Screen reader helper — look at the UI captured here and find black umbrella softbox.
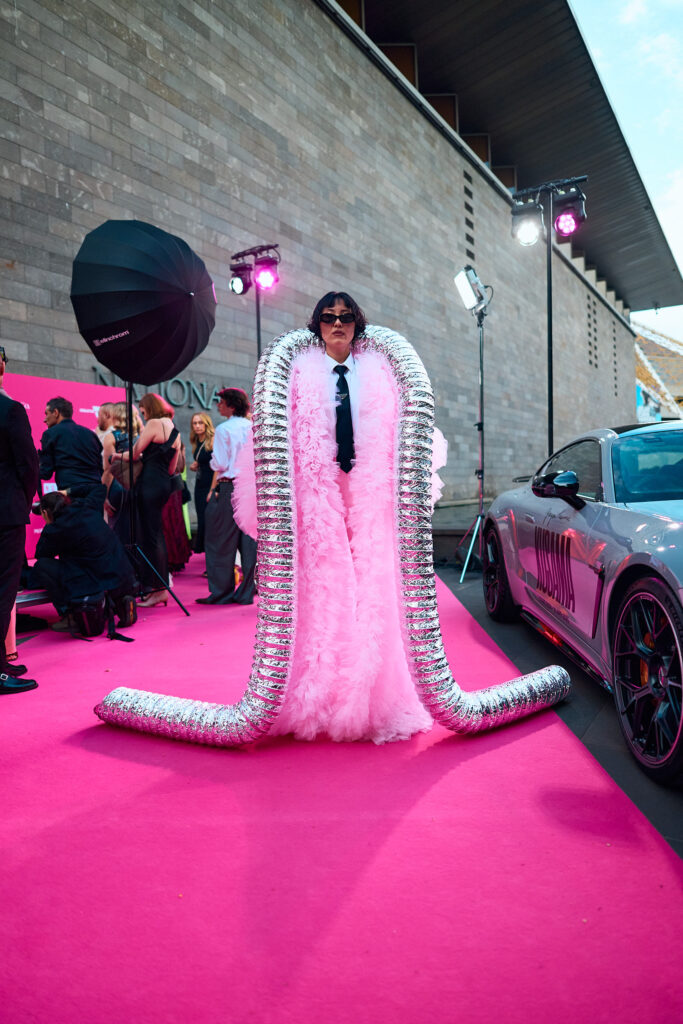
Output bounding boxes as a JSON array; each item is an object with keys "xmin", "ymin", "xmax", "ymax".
[{"xmin": 70, "ymin": 220, "xmax": 217, "ymax": 385}]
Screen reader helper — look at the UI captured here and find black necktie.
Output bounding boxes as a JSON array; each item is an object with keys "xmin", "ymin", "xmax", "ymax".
[{"xmin": 333, "ymin": 365, "xmax": 354, "ymax": 473}]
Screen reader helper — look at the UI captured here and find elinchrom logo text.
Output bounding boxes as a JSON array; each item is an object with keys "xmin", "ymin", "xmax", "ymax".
[{"xmin": 92, "ymin": 329, "xmax": 131, "ymax": 347}]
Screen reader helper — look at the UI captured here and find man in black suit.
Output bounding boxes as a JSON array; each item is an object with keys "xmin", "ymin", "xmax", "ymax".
[
  {"xmin": 39, "ymin": 396, "xmax": 104, "ymax": 501},
  {"xmin": 0, "ymin": 349, "xmax": 40, "ymax": 693}
]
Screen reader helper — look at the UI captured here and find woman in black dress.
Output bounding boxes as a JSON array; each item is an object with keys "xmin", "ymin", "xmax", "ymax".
[
  {"xmin": 188, "ymin": 412, "xmax": 214, "ymax": 553},
  {"xmin": 111, "ymin": 392, "xmax": 180, "ymax": 607}
]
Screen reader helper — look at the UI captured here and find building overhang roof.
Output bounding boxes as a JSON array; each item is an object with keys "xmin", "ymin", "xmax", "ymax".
[{"xmin": 327, "ymin": 0, "xmax": 683, "ymax": 313}]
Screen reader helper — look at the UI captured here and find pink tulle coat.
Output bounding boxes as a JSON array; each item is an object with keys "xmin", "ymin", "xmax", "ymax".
[{"xmin": 234, "ymin": 347, "xmax": 447, "ymax": 744}]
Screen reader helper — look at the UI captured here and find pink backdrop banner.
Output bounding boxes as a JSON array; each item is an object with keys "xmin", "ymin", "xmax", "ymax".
[{"xmin": 6, "ymin": 372, "xmax": 123, "ymax": 558}]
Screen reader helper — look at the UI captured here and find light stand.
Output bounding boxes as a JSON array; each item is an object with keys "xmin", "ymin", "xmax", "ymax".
[
  {"xmin": 511, "ymin": 176, "xmax": 587, "ymax": 456},
  {"xmin": 453, "ymin": 266, "xmax": 492, "ymax": 581},
  {"xmin": 123, "ymin": 381, "xmax": 189, "ymax": 616}
]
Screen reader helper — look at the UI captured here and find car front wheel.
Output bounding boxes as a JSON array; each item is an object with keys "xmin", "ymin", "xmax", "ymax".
[
  {"xmin": 482, "ymin": 526, "xmax": 517, "ymax": 622},
  {"xmin": 612, "ymin": 577, "xmax": 683, "ymax": 783}
]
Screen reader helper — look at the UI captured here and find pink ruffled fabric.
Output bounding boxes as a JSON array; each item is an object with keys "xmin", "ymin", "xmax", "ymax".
[{"xmin": 270, "ymin": 349, "xmax": 432, "ymax": 743}]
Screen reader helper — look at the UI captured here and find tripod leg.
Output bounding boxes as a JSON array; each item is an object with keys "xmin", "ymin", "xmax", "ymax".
[
  {"xmin": 459, "ymin": 514, "xmax": 484, "ymax": 584},
  {"xmin": 134, "ymin": 544, "xmax": 191, "ymax": 616}
]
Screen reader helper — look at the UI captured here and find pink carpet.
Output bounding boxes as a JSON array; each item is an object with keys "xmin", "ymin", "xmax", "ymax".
[{"xmin": 3, "ymin": 556, "xmax": 682, "ymax": 1023}]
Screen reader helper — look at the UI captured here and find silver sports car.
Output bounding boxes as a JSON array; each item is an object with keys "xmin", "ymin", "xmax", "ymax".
[{"xmin": 483, "ymin": 421, "xmax": 683, "ymax": 783}]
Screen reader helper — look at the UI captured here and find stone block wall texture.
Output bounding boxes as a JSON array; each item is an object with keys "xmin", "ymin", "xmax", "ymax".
[{"xmin": 0, "ymin": 0, "xmax": 636, "ymax": 497}]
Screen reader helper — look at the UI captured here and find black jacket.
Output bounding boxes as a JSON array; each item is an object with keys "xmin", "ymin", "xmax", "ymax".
[
  {"xmin": 35, "ymin": 504, "xmax": 135, "ymax": 598},
  {"xmin": 0, "ymin": 392, "xmax": 39, "ymax": 526},
  {"xmin": 39, "ymin": 418, "xmax": 103, "ymax": 496}
]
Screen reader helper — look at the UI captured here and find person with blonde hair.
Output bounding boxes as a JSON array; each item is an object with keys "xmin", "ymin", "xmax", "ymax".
[
  {"xmin": 110, "ymin": 392, "xmax": 181, "ymax": 606},
  {"xmin": 189, "ymin": 411, "xmax": 214, "ymax": 553},
  {"xmin": 102, "ymin": 400, "xmax": 142, "ymax": 526}
]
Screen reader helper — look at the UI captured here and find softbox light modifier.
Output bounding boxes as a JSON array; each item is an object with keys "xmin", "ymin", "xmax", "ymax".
[{"xmin": 70, "ymin": 219, "xmax": 217, "ymax": 385}]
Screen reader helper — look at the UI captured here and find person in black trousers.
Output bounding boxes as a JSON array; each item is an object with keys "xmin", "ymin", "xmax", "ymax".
[
  {"xmin": 0, "ymin": 351, "xmax": 40, "ymax": 693},
  {"xmin": 196, "ymin": 389, "xmax": 256, "ymax": 605},
  {"xmin": 39, "ymin": 395, "xmax": 105, "ymax": 503}
]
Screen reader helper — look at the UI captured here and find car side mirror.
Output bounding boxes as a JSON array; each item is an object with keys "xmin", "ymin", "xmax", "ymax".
[{"xmin": 532, "ymin": 470, "xmax": 585, "ymax": 509}]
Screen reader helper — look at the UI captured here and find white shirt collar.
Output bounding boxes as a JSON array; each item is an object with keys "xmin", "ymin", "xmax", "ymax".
[{"xmin": 325, "ymin": 351, "xmax": 355, "ymax": 374}]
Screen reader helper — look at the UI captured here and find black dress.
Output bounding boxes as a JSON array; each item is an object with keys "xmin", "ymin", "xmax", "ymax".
[
  {"xmin": 137, "ymin": 426, "xmax": 178, "ymax": 591},
  {"xmin": 193, "ymin": 440, "xmax": 213, "ymax": 553}
]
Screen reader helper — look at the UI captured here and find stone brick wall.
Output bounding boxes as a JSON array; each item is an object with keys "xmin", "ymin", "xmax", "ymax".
[{"xmin": 0, "ymin": 0, "xmax": 636, "ymax": 496}]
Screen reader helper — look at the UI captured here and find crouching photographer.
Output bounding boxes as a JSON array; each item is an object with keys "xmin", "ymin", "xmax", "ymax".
[{"xmin": 27, "ymin": 491, "xmax": 137, "ymax": 638}]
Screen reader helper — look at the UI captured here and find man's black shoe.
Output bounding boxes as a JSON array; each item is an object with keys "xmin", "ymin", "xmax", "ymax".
[
  {"xmin": 196, "ymin": 595, "xmax": 225, "ymax": 604},
  {"xmin": 0, "ymin": 672, "xmax": 38, "ymax": 694}
]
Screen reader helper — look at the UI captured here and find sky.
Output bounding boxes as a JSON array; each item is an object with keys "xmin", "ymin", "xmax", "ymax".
[{"xmin": 568, "ymin": 0, "xmax": 683, "ymax": 340}]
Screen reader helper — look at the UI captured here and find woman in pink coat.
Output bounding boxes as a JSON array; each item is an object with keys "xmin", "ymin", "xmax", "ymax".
[{"xmin": 235, "ymin": 292, "xmax": 446, "ymax": 744}]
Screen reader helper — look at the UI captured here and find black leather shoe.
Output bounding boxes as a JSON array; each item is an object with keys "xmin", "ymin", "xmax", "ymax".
[
  {"xmin": 196, "ymin": 595, "xmax": 223, "ymax": 604},
  {"xmin": 0, "ymin": 672, "xmax": 38, "ymax": 694}
]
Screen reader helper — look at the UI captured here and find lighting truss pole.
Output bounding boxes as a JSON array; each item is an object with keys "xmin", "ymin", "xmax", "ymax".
[
  {"xmin": 511, "ymin": 176, "xmax": 587, "ymax": 456},
  {"xmin": 229, "ymin": 243, "xmax": 280, "ymax": 360}
]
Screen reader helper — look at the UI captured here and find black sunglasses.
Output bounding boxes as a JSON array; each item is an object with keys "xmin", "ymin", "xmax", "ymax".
[{"xmin": 319, "ymin": 312, "xmax": 355, "ymax": 324}]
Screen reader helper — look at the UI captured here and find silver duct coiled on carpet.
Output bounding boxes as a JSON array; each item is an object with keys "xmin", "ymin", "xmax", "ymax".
[{"xmin": 94, "ymin": 327, "xmax": 570, "ymax": 743}]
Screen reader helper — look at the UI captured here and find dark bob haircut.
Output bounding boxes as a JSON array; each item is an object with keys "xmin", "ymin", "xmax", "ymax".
[
  {"xmin": 308, "ymin": 291, "xmax": 367, "ymax": 342},
  {"xmin": 217, "ymin": 387, "xmax": 251, "ymax": 418}
]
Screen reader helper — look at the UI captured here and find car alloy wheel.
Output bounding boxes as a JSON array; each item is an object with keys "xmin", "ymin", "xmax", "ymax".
[
  {"xmin": 482, "ymin": 527, "xmax": 517, "ymax": 622},
  {"xmin": 612, "ymin": 577, "xmax": 683, "ymax": 783}
]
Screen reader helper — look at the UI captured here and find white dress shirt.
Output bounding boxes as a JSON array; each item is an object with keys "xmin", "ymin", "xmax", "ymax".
[
  {"xmin": 210, "ymin": 415, "xmax": 252, "ymax": 479},
  {"xmin": 325, "ymin": 351, "xmax": 358, "ymax": 426}
]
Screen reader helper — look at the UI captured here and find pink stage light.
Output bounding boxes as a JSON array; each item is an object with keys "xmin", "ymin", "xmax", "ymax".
[
  {"xmin": 255, "ymin": 267, "xmax": 277, "ymax": 289},
  {"xmin": 554, "ymin": 210, "xmax": 579, "ymax": 236}
]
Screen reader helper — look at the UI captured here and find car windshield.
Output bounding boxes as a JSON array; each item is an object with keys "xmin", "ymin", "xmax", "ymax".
[{"xmin": 612, "ymin": 431, "xmax": 683, "ymax": 502}]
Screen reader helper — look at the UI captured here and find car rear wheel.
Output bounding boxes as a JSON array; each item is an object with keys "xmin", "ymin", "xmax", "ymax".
[
  {"xmin": 482, "ymin": 526, "xmax": 517, "ymax": 622},
  {"xmin": 612, "ymin": 577, "xmax": 683, "ymax": 783}
]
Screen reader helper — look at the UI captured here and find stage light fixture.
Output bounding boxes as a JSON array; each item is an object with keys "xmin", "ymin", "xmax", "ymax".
[
  {"xmin": 229, "ymin": 262, "xmax": 252, "ymax": 295},
  {"xmin": 511, "ymin": 199, "xmax": 544, "ymax": 246},
  {"xmin": 229, "ymin": 242, "xmax": 281, "ymax": 359},
  {"xmin": 253, "ymin": 254, "xmax": 280, "ymax": 290},
  {"xmin": 454, "ymin": 265, "xmax": 489, "ymax": 313},
  {"xmin": 552, "ymin": 184, "xmax": 587, "ymax": 237}
]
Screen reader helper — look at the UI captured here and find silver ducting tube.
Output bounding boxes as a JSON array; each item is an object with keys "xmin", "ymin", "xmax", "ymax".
[{"xmin": 94, "ymin": 327, "xmax": 570, "ymax": 742}]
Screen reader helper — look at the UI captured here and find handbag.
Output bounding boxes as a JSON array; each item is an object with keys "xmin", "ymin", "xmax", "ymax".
[{"xmin": 109, "ymin": 455, "xmax": 143, "ymax": 490}]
